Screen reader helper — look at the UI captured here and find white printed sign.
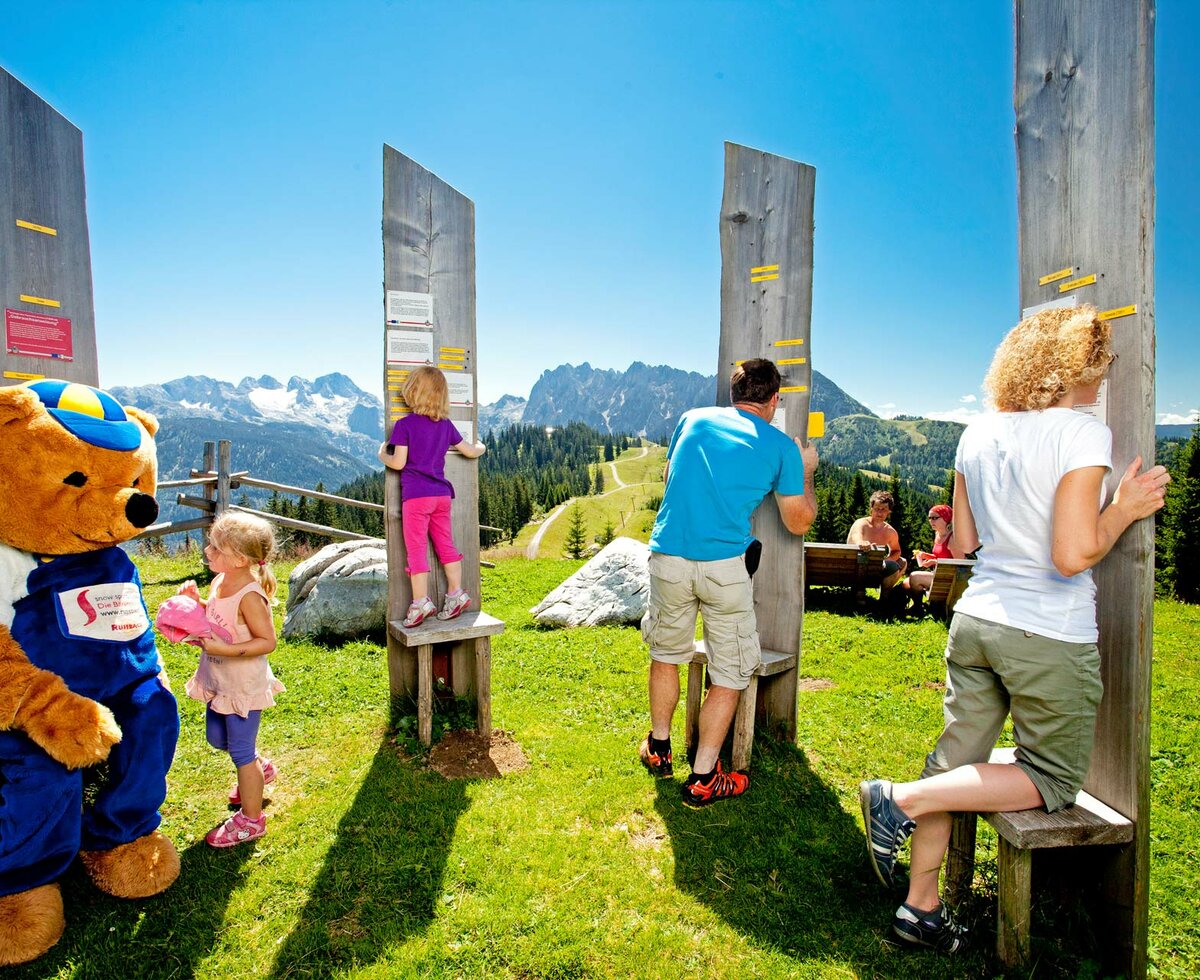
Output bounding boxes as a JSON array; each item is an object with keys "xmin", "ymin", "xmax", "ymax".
[
  {"xmin": 442, "ymin": 370, "xmax": 474, "ymax": 406},
  {"xmin": 57, "ymin": 583, "xmax": 149, "ymax": 642},
  {"xmin": 386, "ymin": 290, "xmax": 433, "ymax": 325},
  {"xmin": 386, "ymin": 329, "xmax": 434, "ymax": 365},
  {"xmin": 451, "ymin": 421, "xmax": 475, "ymax": 449}
]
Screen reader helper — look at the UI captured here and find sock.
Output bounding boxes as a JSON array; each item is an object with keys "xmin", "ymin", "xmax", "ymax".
[
  {"xmin": 901, "ymin": 902, "xmax": 941, "ymax": 921},
  {"xmin": 649, "ymin": 735, "xmax": 671, "ymax": 756},
  {"xmin": 448, "ymin": 589, "xmax": 464, "ymax": 597},
  {"xmin": 689, "ymin": 768, "xmax": 715, "ymax": 781}
]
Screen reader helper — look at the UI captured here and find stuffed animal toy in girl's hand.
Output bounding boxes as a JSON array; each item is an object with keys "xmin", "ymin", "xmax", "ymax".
[{"xmin": 0, "ymin": 381, "xmax": 180, "ymax": 966}]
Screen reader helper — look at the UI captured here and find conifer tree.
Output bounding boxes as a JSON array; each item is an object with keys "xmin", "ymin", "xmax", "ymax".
[
  {"xmin": 1166, "ymin": 427, "xmax": 1200, "ymax": 602},
  {"xmin": 563, "ymin": 503, "xmax": 588, "ymax": 559},
  {"xmin": 593, "ymin": 467, "xmax": 605, "ymax": 495}
]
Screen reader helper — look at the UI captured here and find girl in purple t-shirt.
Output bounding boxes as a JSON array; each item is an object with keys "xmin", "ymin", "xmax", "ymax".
[{"xmin": 378, "ymin": 366, "xmax": 486, "ymax": 626}]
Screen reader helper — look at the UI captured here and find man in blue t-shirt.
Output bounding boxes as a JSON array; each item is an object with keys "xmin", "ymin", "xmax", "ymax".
[{"xmin": 639, "ymin": 359, "xmax": 818, "ymax": 806}]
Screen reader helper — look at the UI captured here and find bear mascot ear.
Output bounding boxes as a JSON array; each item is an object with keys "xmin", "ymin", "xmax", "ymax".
[
  {"xmin": 0, "ymin": 384, "xmax": 40, "ymax": 425},
  {"xmin": 124, "ymin": 405, "xmax": 159, "ymax": 439}
]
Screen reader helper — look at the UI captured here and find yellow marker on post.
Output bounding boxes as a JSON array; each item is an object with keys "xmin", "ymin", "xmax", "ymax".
[
  {"xmin": 1058, "ymin": 273, "xmax": 1097, "ymax": 293},
  {"xmin": 15, "ymin": 219, "xmax": 56, "ymax": 236},
  {"xmin": 807, "ymin": 412, "xmax": 825, "ymax": 439},
  {"xmin": 1038, "ymin": 266, "xmax": 1074, "ymax": 286},
  {"xmin": 19, "ymin": 294, "xmax": 60, "ymax": 308},
  {"xmin": 751, "ymin": 263, "xmax": 780, "ymax": 283},
  {"xmin": 778, "ymin": 357, "xmax": 806, "ymax": 365},
  {"xmin": 773, "ymin": 338, "xmax": 804, "ymax": 347},
  {"xmin": 4, "ymin": 371, "xmax": 44, "ymax": 380},
  {"xmin": 1098, "ymin": 305, "xmax": 1137, "ymax": 321},
  {"xmin": 779, "ymin": 385, "xmax": 807, "ymax": 393}
]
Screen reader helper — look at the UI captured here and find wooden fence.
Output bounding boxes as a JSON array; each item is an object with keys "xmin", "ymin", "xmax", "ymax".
[{"xmin": 136, "ymin": 439, "xmax": 501, "ymax": 547}]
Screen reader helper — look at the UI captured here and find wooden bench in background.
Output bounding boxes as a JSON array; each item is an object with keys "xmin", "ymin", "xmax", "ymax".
[
  {"xmin": 943, "ymin": 748, "xmax": 1133, "ymax": 965},
  {"xmin": 802, "ymin": 543, "xmax": 890, "ymax": 605},
  {"xmin": 683, "ymin": 640, "xmax": 797, "ymax": 772},
  {"xmin": 927, "ymin": 557, "xmax": 976, "ymax": 621}
]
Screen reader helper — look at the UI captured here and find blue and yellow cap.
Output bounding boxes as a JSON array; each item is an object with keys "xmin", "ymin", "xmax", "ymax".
[{"xmin": 25, "ymin": 380, "xmax": 142, "ymax": 452}]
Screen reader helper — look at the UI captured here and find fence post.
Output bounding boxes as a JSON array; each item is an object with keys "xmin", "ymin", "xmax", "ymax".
[{"xmin": 216, "ymin": 439, "xmax": 232, "ymax": 518}]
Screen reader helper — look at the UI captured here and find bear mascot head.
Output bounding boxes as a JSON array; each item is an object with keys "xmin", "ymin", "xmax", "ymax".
[{"xmin": 0, "ymin": 380, "xmax": 180, "ymax": 966}]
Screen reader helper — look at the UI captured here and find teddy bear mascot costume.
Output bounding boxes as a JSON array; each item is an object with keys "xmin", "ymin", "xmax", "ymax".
[{"xmin": 0, "ymin": 380, "xmax": 180, "ymax": 965}]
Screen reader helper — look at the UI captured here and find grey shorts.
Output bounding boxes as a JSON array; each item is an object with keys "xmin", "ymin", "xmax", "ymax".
[
  {"xmin": 922, "ymin": 612, "xmax": 1103, "ymax": 812},
  {"xmin": 641, "ymin": 552, "xmax": 760, "ymax": 691}
]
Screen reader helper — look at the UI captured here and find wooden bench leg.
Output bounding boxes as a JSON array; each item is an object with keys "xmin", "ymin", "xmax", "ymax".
[
  {"xmin": 943, "ymin": 812, "xmax": 978, "ymax": 908},
  {"xmin": 997, "ymin": 836, "xmax": 1032, "ymax": 966},
  {"xmin": 417, "ymin": 643, "xmax": 433, "ymax": 746},
  {"xmin": 684, "ymin": 661, "xmax": 704, "ymax": 759},
  {"xmin": 731, "ymin": 675, "xmax": 757, "ymax": 771},
  {"xmin": 475, "ymin": 636, "xmax": 492, "ymax": 738}
]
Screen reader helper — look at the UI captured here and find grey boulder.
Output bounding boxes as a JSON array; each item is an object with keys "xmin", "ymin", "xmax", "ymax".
[
  {"xmin": 283, "ymin": 538, "xmax": 389, "ymax": 639},
  {"xmin": 531, "ymin": 537, "xmax": 650, "ymax": 627}
]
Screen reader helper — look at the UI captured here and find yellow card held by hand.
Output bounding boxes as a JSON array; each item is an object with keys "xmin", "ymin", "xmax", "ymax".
[{"xmin": 807, "ymin": 412, "xmax": 825, "ymax": 440}]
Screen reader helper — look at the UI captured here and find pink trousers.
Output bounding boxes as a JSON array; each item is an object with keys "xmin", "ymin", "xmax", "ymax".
[{"xmin": 402, "ymin": 495, "xmax": 463, "ymax": 575}]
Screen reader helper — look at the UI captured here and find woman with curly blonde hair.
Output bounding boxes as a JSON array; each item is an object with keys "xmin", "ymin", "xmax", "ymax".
[{"xmin": 858, "ymin": 304, "xmax": 1169, "ymax": 953}]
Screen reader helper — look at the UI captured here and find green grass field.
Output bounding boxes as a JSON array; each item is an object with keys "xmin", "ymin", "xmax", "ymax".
[{"xmin": 11, "ymin": 554, "xmax": 1199, "ymax": 979}]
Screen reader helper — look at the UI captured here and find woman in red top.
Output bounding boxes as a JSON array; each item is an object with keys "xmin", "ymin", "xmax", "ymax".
[{"xmin": 906, "ymin": 504, "xmax": 954, "ymax": 609}]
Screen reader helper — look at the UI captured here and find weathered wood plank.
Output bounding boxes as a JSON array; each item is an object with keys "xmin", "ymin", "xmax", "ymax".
[
  {"xmin": 475, "ymin": 637, "xmax": 492, "ymax": 737},
  {"xmin": 388, "ymin": 610, "xmax": 506, "ymax": 647},
  {"xmin": 997, "ymin": 837, "xmax": 1033, "ymax": 966},
  {"xmin": 0, "ymin": 68, "xmax": 98, "ymax": 385},
  {"xmin": 1015, "ymin": 3, "xmax": 1154, "ymax": 974},
  {"xmin": 943, "ymin": 813, "xmax": 978, "ymax": 908},
  {"xmin": 719, "ymin": 142, "xmax": 814, "ymax": 742}
]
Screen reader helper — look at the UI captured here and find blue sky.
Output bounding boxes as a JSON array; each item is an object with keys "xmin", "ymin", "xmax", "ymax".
[{"xmin": 3, "ymin": 1, "xmax": 1196, "ymax": 424}]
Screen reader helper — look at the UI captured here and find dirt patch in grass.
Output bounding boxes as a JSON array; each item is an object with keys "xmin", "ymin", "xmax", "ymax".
[
  {"xmin": 429, "ymin": 728, "xmax": 529, "ymax": 780},
  {"xmin": 797, "ymin": 677, "xmax": 835, "ymax": 691}
]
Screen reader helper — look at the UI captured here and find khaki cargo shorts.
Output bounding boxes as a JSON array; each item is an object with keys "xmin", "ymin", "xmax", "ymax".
[
  {"xmin": 922, "ymin": 611, "xmax": 1104, "ymax": 813},
  {"xmin": 641, "ymin": 552, "xmax": 760, "ymax": 691}
]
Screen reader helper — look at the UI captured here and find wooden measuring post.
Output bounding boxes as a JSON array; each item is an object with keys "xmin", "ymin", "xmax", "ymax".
[
  {"xmin": 0, "ymin": 68, "xmax": 98, "ymax": 387},
  {"xmin": 1012, "ymin": 4, "xmax": 1155, "ymax": 973},
  {"xmin": 381, "ymin": 147, "xmax": 503, "ymax": 743},
  {"xmin": 714, "ymin": 142, "xmax": 815, "ymax": 749}
]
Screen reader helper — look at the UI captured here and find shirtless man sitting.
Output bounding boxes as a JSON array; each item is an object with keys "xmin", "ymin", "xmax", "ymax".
[{"xmin": 847, "ymin": 490, "xmax": 907, "ymax": 595}]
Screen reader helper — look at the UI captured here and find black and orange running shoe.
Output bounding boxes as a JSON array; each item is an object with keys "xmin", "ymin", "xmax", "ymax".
[
  {"xmin": 680, "ymin": 762, "xmax": 749, "ymax": 807},
  {"xmin": 639, "ymin": 732, "xmax": 674, "ymax": 778}
]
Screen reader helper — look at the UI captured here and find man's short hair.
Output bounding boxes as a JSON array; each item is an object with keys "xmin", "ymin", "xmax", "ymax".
[
  {"xmin": 730, "ymin": 358, "xmax": 781, "ymax": 405},
  {"xmin": 869, "ymin": 490, "xmax": 894, "ymax": 509}
]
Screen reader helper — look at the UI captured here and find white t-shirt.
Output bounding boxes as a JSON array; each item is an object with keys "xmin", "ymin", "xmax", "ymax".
[{"xmin": 953, "ymin": 408, "xmax": 1112, "ymax": 642}]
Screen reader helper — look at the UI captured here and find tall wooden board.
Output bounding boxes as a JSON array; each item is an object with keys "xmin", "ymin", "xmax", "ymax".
[
  {"xmin": 1015, "ymin": 3, "xmax": 1155, "ymax": 974},
  {"xmin": 382, "ymin": 146, "xmax": 480, "ymax": 699},
  {"xmin": 718, "ymin": 142, "xmax": 815, "ymax": 738},
  {"xmin": 0, "ymin": 67, "xmax": 97, "ymax": 386}
]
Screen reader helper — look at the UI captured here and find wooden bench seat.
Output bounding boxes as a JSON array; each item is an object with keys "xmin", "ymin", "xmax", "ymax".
[
  {"xmin": 803, "ymin": 542, "xmax": 890, "ymax": 605},
  {"xmin": 927, "ymin": 558, "xmax": 976, "ymax": 621},
  {"xmin": 683, "ymin": 641, "xmax": 798, "ymax": 771},
  {"xmin": 943, "ymin": 748, "xmax": 1132, "ymax": 965},
  {"xmin": 388, "ymin": 611, "xmax": 506, "ymax": 746}
]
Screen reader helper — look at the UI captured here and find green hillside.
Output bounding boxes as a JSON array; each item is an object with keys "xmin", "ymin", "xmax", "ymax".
[{"xmin": 822, "ymin": 415, "xmax": 964, "ymax": 491}]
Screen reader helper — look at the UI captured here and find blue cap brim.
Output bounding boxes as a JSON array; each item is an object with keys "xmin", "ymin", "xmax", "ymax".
[{"xmin": 49, "ymin": 408, "xmax": 142, "ymax": 452}]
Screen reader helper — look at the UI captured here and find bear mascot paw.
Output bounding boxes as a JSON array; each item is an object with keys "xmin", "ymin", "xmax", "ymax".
[{"xmin": 0, "ymin": 380, "xmax": 180, "ymax": 965}]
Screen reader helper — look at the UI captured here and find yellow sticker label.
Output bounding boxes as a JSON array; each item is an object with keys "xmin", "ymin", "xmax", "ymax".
[
  {"xmin": 15, "ymin": 219, "xmax": 56, "ymax": 236},
  {"xmin": 751, "ymin": 273, "xmax": 780, "ymax": 282},
  {"xmin": 807, "ymin": 412, "xmax": 825, "ymax": 439},
  {"xmin": 773, "ymin": 338, "xmax": 805, "ymax": 347},
  {"xmin": 1058, "ymin": 273, "xmax": 1097, "ymax": 293},
  {"xmin": 439, "ymin": 353, "xmax": 465, "ymax": 361},
  {"xmin": 1038, "ymin": 266, "xmax": 1074, "ymax": 286},
  {"xmin": 440, "ymin": 346, "xmax": 467, "ymax": 354},
  {"xmin": 779, "ymin": 385, "xmax": 808, "ymax": 393},
  {"xmin": 778, "ymin": 357, "xmax": 807, "ymax": 365},
  {"xmin": 751, "ymin": 264, "xmax": 779, "ymax": 273},
  {"xmin": 19, "ymin": 294, "xmax": 60, "ymax": 308},
  {"xmin": 438, "ymin": 363, "xmax": 464, "ymax": 371},
  {"xmin": 1098, "ymin": 304, "xmax": 1137, "ymax": 321},
  {"xmin": 3, "ymin": 370, "xmax": 45, "ymax": 380}
]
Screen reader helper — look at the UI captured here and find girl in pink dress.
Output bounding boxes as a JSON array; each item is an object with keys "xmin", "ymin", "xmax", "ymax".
[{"xmin": 181, "ymin": 513, "xmax": 284, "ymax": 848}]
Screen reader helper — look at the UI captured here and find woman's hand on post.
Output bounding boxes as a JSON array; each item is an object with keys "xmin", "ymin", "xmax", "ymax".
[{"xmin": 1112, "ymin": 456, "xmax": 1170, "ymax": 522}]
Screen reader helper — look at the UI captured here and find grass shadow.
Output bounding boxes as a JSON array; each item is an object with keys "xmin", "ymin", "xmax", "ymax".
[
  {"xmin": 6, "ymin": 838, "xmax": 255, "ymax": 979},
  {"xmin": 266, "ymin": 736, "xmax": 470, "ymax": 977},
  {"xmin": 652, "ymin": 737, "xmax": 993, "ymax": 977}
]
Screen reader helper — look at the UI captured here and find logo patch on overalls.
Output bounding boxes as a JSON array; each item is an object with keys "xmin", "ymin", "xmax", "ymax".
[{"xmin": 56, "ymin": 583, "xmax": 149, "ymax": 642}]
